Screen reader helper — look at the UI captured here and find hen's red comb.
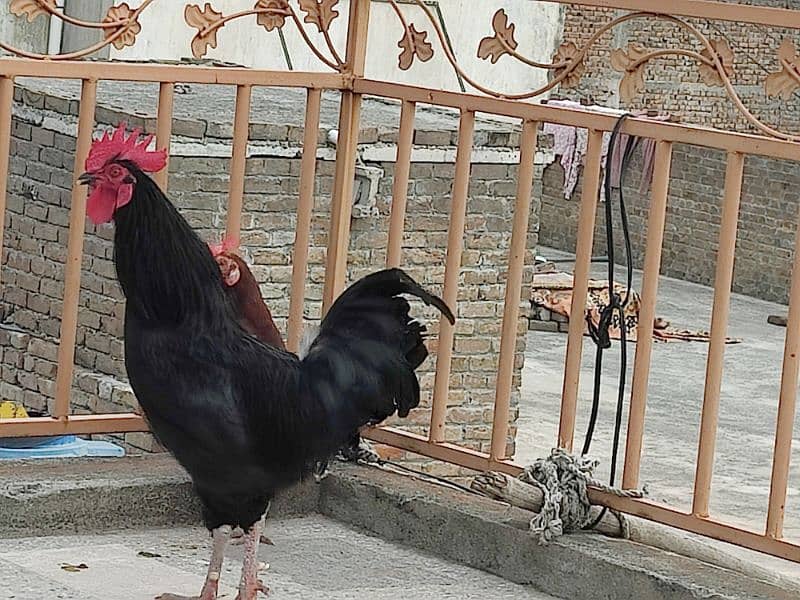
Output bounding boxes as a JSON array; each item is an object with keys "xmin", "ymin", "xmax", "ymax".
[
  {"xmin": 85, "ymin": 122, "xmax": 167, "ymax": 173},
  {"xmin": 208, "ymin": 235, "xmax": 239, "ymax": 258}
]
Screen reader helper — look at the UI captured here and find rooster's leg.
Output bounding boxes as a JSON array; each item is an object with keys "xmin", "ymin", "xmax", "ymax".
[
  {"xmin": 312, "ymin": 458, "xmax": 330, "ymax": 482},
  {"xmin": 337, "ymin": 432, "xmax": 381, "ymax": 464},
  {"xmin": 156, "ymin": 525, "xmax": 231, "ymax": 600},
  {"xmin": 230, "ymin": 502, "xmax": 270, "ymax": 546},
  {"xmin": 234, "ymin": 522, "xmax": 269, "ymax": 599}
]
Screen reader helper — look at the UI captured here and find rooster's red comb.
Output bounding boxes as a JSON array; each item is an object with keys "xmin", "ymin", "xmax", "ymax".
[
  {"xmin": 85, "ymin": 122, "xmax": 167, "ymax": 174},
  {"xmin": 208, "ymin": 235, "xmax": 239, "ymax": 258}
]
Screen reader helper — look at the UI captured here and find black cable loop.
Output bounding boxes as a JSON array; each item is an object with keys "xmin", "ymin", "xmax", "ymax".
[{"xmin": 581, "ymin": 113, "xmax": 636, "ymax": 531}]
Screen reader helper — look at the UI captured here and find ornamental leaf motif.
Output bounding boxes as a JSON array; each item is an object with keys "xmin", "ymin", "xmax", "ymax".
[
  {"xmin": 477, "ymin": 9, "xmax": 518, "ymax": 64},
  {"xmin": 184, "ymin": 3, "xmax": 224, "ymax": 59},
  {"xmin": 255, "ymin": 0, "xmax": 289, "ymax": 31},
  {"xmin": 765, "ymin": 38, "xmax": 800, "ymax": 100},
  {"xmin": 9, "ymin": 0, "xmax": 56, "ymax": 22},
  {"xmin": 778, "ymin": 36, "xmax": 797, "ymax": 64},
  {"xmin": 398, "ymin": 24, "xmax": 433, "ymax": 71},
  {"xmin": 103, "ymin": 3, "xmax": 142, "ymax": 50},
  {"xmin": 299, "ymin": 0, "xmax": 339, "ymax": 33},
  {"xmin": 610, "ymin": 43, "xmax": 649, "ymax": 102},
  {"xmin": 551, "ymin": 41, "xmax": 584, "ymax": 88},
  {"xmin": 699, "ymin": 38, "xmax": 735, "ymax": 87}
]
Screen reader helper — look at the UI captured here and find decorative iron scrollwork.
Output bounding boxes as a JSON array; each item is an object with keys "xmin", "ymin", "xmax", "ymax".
[
  {"xmin": 766, "ymin": 38, "xmax": 800, "ymax": 101},
  {"xmin": 184, "ymin": 3, "xmax": 224, "ymax": 59},
  {"xmin": 182, "ymin": 1, "xmax": 344, "ymax": 70},
  {"xmin": 255, "ymin": 0, "xmax": 289, "ymax": 32},
  {"xmin": 2, "ymin": 0, "xmax": 346, "ymax": 70},
  {"xmin": 10, "ymin": 0, "xmax": 55, "ymax": 21},
  {"xmin": 102, "ymin": 3, "xmax": 142, "ymax": 50},
  {"xmin": 551, "ymin": 42, "xmax": 583, "ymax": 88},
  {"xmin": 477, "ymin": 9, "xmax": 516, "ymax": 65},
  {"xmin": 4, "ymin": 0, "xmax": 154, "ymax": 60},
  {"xmin": 397, "ymin": 24, "xmax": 433, "ymax": 71},
  {"xmin": 2, "ymin": 1, "xmax": 798, "ymax": 140},
  {"xmin": 298, "ymin": 0, "xmax": 339, "ymax": 33},
  {"xmin": 381, "ymin": 4, "xmax": 798, "ymax": 140}
]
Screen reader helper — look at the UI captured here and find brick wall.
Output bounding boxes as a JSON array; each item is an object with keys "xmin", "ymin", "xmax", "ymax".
[
  {"xmin": 559, "ymin": 1, "xmax": 800, "ymax": 133},
  {"xmin": 538, "ymin": 143, "xmax": 798, "ymax": 304},
  {"xmin": 1, "ymin": 86, "xmax": 539, "ymax": 476}
]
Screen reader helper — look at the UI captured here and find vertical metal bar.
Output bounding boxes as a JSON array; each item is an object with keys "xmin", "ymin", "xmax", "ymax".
[
  {"xmin": 622, "ymin": 140, "xmax": 673, "ymax": 489},
  {"xmin": 766, "ymin": 204, "xmax": 800, "ymax": 538},
  {"xmin": 226, "ymin": 84, "xmax": 252, "ymax": 245},
  {"xmin": 322, "ymin": 0, "xmax": 371, "ymax": 313},
  {"xmin": 557, "ymin": 129, "xmax": 604, "ymax": 450},
  {"xmin": 322, "ymin": 93, "xmax": 362, "ymax": 312},
  {"xmin": 386, "ymin": 100, "xmax": 416, "ymax": 268},
  {"xmin": 287, "ymin": 88, "xmax": 322, "ymax": 353},
  {"xmin": 342, "ymin": 0, "xmax": 371, "ymax": 79},
  {"xmin": 490, "ymin": 119, "xmax": 538, "ymax": 462},
  {"xmin": 0, "ymin": 77, "xmax": 14, "ymax": 289},
  {"xmin": 692, "ymin": 151, "xmax": 745, "ymax": 517},
  {"xmin": 54, "ymin": 79, "xmax": 97, "ymax": 419},
  {"xmin": 153, "ymin": 82, "xmax": 174, "ymax": 192},
  {"xmin": 429, "ymin": 109, "xmax": 475, "ymax": 443}
]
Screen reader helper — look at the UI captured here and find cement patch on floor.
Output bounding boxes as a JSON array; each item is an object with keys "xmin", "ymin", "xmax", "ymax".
[{"xmin": 0, "ymin": 516, "xmax": 559, "ymax": 600}]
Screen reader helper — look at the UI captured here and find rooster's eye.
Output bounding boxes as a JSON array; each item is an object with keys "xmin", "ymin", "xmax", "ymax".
[{"xmin": 108, "ymin": 165, "xmax": 124, "ymax": 178}]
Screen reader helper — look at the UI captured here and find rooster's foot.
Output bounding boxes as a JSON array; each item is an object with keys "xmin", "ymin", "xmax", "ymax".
[
  {"xmin": 337, "ymin": 439, "xmax": 381, "ymax": 464},
  {"xmin": 230, "ymin": 528, "xmax": 245, "ymax": 545},
  {"xmin": 156, "ymin": 577, "xmax": 218, "ymax": 600},
  {"xmin": 156, "ymin": 587, "xmax": 217, "ymax": 600},
  {"xmin": 234, "ymin": 579, "xmax": 269, "ymax": 599},
  {"xmin": 230, "ymin": 531, "xmax": 272, "ymax": 546},
  {"xmin": 312, "ymin": 460, "xmax": 330, "ymax": 482}
]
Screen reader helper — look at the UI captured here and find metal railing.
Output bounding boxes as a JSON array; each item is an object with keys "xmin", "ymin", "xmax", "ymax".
[{"xmin": 0, "ymin": 0, "xmax": 799, "ymax": 564}]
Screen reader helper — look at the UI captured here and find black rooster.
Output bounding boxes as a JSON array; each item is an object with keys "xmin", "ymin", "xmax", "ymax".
[
  {"xmin": 78, "ymin": 124, "xmax": 454, "ymax": 600},
  {"xmin": 209, "ymin": 239, "xmax": 377, "ymax": 486}
]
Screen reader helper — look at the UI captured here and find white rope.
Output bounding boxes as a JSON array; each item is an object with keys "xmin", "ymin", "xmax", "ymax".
[{"xmin": 520, "ymin": 448, "xmax": 645, "ymax": 545}]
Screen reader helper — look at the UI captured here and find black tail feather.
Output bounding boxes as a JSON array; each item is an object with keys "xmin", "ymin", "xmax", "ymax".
[
  {"xmin": 325, "ymin": 268, "xmax": 455, "ymax": 326},
  {"xmin": 300, "ymin": 268, "xmax": 453, "ymax": 459}
]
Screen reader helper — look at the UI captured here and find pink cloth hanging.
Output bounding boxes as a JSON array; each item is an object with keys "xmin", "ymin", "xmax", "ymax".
[{"xmin": 542, "ymin": 101, "xmax": 671, "ymax": 198}]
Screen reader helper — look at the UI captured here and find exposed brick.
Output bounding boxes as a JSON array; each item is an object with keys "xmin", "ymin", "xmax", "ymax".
[
  {"xmin": 40, "ymin": 278, "xmax": 63, "ymax": 298},
  {"xmin": 17, "ymin": 272, "xmax": 41, "ymax": 293},
  {"xmin": 54, "ymin": 133, "xmax": 77, "ymax": 153},
  {"xmin": 12, "ymin": 139, "xmax": 40, "ymax": 160},
  {"xmin": 172, "ymin": 118, "xmax": 207, "ymax": 139},
  {"xmin": 76, "ymin": 372, "xmax": 99, "ymax": 394},
  {"xmin": 2, "ymin": 96, "xmax": 538, "ymax": 463},
  {"xmin": 43, "ymin": 96, "xmax": 72, "ymax": 117},
  {"xmin": 40, "ymin": 148, "xmax": 68, "ymax": 169},
  {"xmin": 414, "ymin": 130, "xmax": 451, "ymax": 146},
  {"xmin": 12, "ymin": 120, "xmax": 32, "ymax": 141},
  {"xmin": 34, "ymin": 359, "xmax": 57, "ymax": 379},
  {"xmin": 28, "ymin": 338, "xmax": 57, "ymax": 361},
  {"xmin": 539, "ymin": 142, "xmax": 797, "ymax": 303}
]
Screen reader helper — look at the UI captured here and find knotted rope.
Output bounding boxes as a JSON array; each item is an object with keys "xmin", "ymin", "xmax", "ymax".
[{"xmin": 520, "ymin": 448, "xmax": 645, "ymax": 545}]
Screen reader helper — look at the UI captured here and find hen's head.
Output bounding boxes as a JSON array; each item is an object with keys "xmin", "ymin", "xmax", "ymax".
[
  {"xmin": 79, "ymin": 123, "xmax": 167, "ymax": 224},
  {"xmin": 209, "ymin": 236, "xmax": 241, "ymax": 287}
]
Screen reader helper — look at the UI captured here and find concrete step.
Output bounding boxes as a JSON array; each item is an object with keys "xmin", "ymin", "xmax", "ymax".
[
  {"xmin": 0, "ymin": 518, "xmax": 560, "ymax": 600},
  {"xmin": 1, "ymin": 456, "xmax": 794, "ymax": 600}
]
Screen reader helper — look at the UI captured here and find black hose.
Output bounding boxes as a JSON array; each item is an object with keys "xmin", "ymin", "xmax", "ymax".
[{"xmin": 581, "ymin": 114, "xmax": 636, "ymax": 530}]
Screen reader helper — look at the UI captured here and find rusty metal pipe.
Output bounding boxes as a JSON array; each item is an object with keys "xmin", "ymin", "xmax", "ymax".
[
  {"xmin": 490, "ymin": 119, "xmax": 538, "ymax": 462},
  {"xmin": 287, "ymin": 88, "xmax": 322, "ymax": 353},
  {"xmin": 430, "ymin": 109, "xmax": 475, "ymax": 443}
]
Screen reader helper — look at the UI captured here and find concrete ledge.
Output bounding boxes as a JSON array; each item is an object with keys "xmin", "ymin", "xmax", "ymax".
[
  {"xmin": 322, "ymin": 465, "xmax": 793, "ymax": 600},
  {"xmin": 0, "ymin": 455, "xmax": 318, "ymax": 537},
  {"xmin": 0, "ymin": 456, "xmax": 792, "ymax": 599}
]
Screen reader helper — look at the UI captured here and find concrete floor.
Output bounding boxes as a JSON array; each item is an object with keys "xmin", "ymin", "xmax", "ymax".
[
  {"xmin": 0, "ymin": 515, "xmax": 559, "ymax": 600},
  {"xmin": 516, "ymin": 248, "xmax": 800, "ymax": 578}
]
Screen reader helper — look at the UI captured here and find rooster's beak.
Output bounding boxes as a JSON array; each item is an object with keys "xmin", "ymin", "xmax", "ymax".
[{"xmin": 77, "ymin": 172, "xmax": 94, "ymax": 186}]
